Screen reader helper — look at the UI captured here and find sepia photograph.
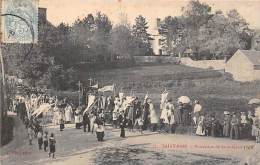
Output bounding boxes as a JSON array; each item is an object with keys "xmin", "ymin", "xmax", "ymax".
[{"xmin": 0, "ymin": 0, "xmax": 260, "ymax": 164}]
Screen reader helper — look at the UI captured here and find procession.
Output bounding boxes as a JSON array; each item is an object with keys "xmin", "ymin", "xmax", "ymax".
[
  {"xmin": 2, "ymin": 0, "xmax": 260, "ymax": 164},
  {"xmin": 10, "ymin": 82, "xmax": 260, "ymax": 159}
]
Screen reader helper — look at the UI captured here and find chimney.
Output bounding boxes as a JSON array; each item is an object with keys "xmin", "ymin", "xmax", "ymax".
[{"xmin": 39, "ymin": 7, "xmax": 47, "ymax": 24}]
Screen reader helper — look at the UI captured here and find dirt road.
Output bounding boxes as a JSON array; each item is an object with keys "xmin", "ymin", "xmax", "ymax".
[{"xmin": 1, "ymin": 118, "xmax": 259, "ymax": 165}]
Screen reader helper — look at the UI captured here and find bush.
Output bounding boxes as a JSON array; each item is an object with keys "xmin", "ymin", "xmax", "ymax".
[{"xmin": 50, "ymin": 65, "xmax": 79, "ymax": 90}]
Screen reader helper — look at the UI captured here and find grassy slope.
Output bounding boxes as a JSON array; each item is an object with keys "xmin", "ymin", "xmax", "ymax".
[{"xmin": 80, "ymin": 64, "xmax": 260, "ymax": 118}]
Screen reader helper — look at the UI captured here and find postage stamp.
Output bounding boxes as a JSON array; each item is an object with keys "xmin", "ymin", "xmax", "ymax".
[{"xmin": 1, "ymin": 0, "xmax": 38, "ymax": 43}]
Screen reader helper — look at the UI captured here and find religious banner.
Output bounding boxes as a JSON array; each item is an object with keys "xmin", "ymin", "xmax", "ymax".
[{"xmin": 98, "ymin": 84, "xmax": 114, "ymax": 92}]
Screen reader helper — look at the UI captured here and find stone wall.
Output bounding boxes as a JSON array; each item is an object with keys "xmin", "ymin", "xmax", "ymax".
[{"xmin": 133, "ymin": 55, "xmax": 179, "ymax": 64}]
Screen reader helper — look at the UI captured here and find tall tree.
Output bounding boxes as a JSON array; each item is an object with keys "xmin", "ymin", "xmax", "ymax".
[
  {"xmin": 132, "ymin": 15, "xmax": 153, "ymax": 56},
  {"xmin": 109, "ymin": 25, "xmax": 135, "ymax": 61},
  {"xmin": 181, "ymin": 0, "xmax": 212, "ymax": 55},
  {"xmin": 92, "ymin": 12, "xmax": 112, "ymax": 62},
  {"xmin": 198, "ymin": 10, "xmax": 253, "ymax": 59},
  {"xmin": 159, "ymin": 16, "xmax": 185, "ymax": 55}
]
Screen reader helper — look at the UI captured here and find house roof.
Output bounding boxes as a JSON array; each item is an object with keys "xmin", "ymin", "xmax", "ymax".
[{"xmin": 238, "ymin": 49, "xmax": 260, "ymax": 66}]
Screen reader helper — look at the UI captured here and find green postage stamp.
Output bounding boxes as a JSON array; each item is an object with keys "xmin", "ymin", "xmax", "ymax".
[{"xmin": 1, "ymin": 0, "xmax": 38, "ymax": 43}]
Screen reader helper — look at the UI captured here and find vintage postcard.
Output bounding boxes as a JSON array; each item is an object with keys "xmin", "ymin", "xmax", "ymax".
[{"xmin": 0, "ymin": 0, "xmax": 260, "ymax": 165}]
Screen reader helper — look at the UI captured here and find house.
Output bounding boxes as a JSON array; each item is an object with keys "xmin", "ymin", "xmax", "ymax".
[
  {"xmin": 150, "ymin": 18, "xmax": 166, "ymax": 55},
  {"xmin": 225, "ymin": 49, "xmax": 260, "ymax": 82}
]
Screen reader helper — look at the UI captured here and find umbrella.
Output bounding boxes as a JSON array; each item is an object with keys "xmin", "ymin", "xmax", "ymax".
[
  {"xmin": 248, "ymin": 98, "xmax": 260, "ymax": 105},
  {"xmin": 178, "ymin": 96, "xmax": 191, "ymax": 104}
]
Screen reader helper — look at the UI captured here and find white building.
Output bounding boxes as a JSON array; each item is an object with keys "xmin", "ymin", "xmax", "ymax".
[
  {"xmin": 225, "ymin": 49, "xmax": 260, "ymax": 82},
  {"xmin": 150, "ymin": 18, "xmax": 166, "ymax": 56}
]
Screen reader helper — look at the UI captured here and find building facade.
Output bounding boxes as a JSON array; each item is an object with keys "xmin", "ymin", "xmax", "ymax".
[
  {"xmin": 225, "ymin": 49, "xmax": 260, "ymax": 82},
  {"xmin": 150, "ymin": 18, "xmax": 166, "ymax": 56}
]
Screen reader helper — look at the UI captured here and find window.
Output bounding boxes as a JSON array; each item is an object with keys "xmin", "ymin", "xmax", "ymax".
[
  {"xmin": 159, "ymin": 49, "xmax": 162, "ymax": 55},
  {"xmin": 254, "ymin": 65, "xmax": 260, "ymax": 70},
  {"xmin": 158, "ymin": 39, "xmax": 162, "ymax": 45}
]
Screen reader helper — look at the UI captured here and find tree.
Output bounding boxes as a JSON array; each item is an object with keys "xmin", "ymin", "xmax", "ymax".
[
  {"xmin": 159, "ymin": 16, "xmax": 185, "ymax": 55},
  {"xmin": 91, "ymin": 12, "xmax": 112, "ymax": 62},
  {"xmin": 132, "ymin": 15, "xmax": 153, "ymax": 56},
  {"xmin": 181, "ymin": 0, "xmax": 212, "ymax": 56},
  {"xmin": 198, "ymin": 9, "xmax": 253, "ymax": 59},
  {"xmin": 227, "ymin": 9, "xmax": 253, "ymax": 50},
  {"xmin": 109, "ymin": 25, "xmax": 135, "ymax": 61}
]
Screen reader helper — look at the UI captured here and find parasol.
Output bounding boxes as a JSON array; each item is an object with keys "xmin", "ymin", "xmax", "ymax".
[
  {"xmin": 178, "ymin": 96, "xmax": 191, "ymax": 104},
  {"xmin": 248, "ymin": 98, "xmax": 260, "ymax": 105}
]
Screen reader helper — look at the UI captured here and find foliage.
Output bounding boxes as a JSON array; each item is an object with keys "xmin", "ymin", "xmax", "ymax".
[
  {"xmin": 159, "ymin": 0, "xmax": 253, "ymax": 59},
  {"xmin": 158, "ymin": 16, "xmax": 185, "ymax": 55},
  {"xmin": 49, "ymin": 65, "xmax": 79, "ymax": 90},
  {"xmin": 109, "ymin": 24, "xmax": 135, "ymax": 61},
  {"xmin": 132, "ymin": 15, "xmax": 153, "ymax": 56}
]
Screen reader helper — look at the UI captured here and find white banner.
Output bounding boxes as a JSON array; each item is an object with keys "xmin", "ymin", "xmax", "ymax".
[
  {"xmin": 32, "ymin": 103, "xmax": 51, "ymax": 117},
  {"xmin": 160, "ymin": 92, "xmax": 168, "ymax": 109},
  {"xmin": 91, "ymin": 84, "xmax": 98, "ymax": 89},
  {"xmin": 98, "ymin": 85, "xmax": 114, "ymax": 92},
  {"xmin": 83, "ymin": 95, "xmax": 96, "ymax": 114}
]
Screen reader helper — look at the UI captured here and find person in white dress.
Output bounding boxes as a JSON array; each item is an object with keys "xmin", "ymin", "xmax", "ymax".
[
  {"xmin": 113, "ymin": 96, "xmax": 121, "ymax": 113},
  {"xmin": 196, "ymin": 115, "xmax": 206, "ymax": 136},
  {"xmin": 65, "ymin": 104, "xmax": 73, "ymax": 124},
  {"xmin": 193, "ymin": 100, "xmax": 202, "ymax": 125},
  {"xmin": 75, "ymin": 107, "xmax": 81, "ymax": 129},
  {"xmin": 160, "ymin": 99, "xmax": 173, "ymax": 132},
  {"xmin": 52, "ymin": 105, "xmax": 59, "ymax": 125}
]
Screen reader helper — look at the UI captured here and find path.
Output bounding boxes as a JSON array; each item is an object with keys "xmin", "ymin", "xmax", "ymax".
[{"xmin": 1, "ymin": 118, "xmax": 259, "ymax": 165}]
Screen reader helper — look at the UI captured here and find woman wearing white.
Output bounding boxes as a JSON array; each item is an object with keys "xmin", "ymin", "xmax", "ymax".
[
  {"xmin": 52, "ymin": 105, "xmax": 59, "ymax": 125},
  {"xmin": 160, "ymin": 99, "xmax": 171, "ymax": 132},
  {"xmin": 75, "ymin": 107, "xmax": 81, "ymax": 129},
  {"xmin": 113, "ymin": 96, "xmax": 121, "ymax": 113},
  {"xmin": 193, "ymin": 100, "xmax": 202, "ymax": 125},
  {"xmin": 196, "ymin": 115, "xmax": 206, "ymax": 136},
  {"xmin": 65, "ymin": 104, "xmax": 73, "ymax": 124}
]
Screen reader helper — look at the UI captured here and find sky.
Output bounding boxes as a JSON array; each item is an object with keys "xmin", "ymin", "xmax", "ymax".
[{"xmin": 39, "ymin": 0, "xmax": 260, "ymax": 31}]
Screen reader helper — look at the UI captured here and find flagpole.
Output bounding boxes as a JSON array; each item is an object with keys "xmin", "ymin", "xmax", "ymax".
[
  {"xmin": 113, "ymin": 83, "xmax": 116, "ymax": 96},
  {"xmin": 78, "ymin": 81, "xmax": 81, "ymax": 106}
]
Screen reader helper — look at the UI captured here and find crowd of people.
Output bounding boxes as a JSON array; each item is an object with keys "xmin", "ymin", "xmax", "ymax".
[
  {"xmin": 13, "ymin": 93, "xmax": 58, "ymax": 158},
  {"xmin": 11, "ymin": 88, "xmax": 260, "ymax": 158}
]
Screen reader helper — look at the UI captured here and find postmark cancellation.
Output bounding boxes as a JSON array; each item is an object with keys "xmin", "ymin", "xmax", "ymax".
[{"xmin": 1, "ymin": 0, "xmax": 38, "ymax": 43}]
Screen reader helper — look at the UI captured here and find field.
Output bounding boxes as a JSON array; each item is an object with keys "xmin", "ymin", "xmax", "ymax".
[{"xmin": 80, "ymin": 64, "xmax": 260, "ymax": 119}]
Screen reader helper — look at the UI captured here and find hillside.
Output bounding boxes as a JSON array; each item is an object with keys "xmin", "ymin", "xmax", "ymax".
[{"xmin": 80, "ymin": 64, "xmax": 260, "ymax": 117}]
